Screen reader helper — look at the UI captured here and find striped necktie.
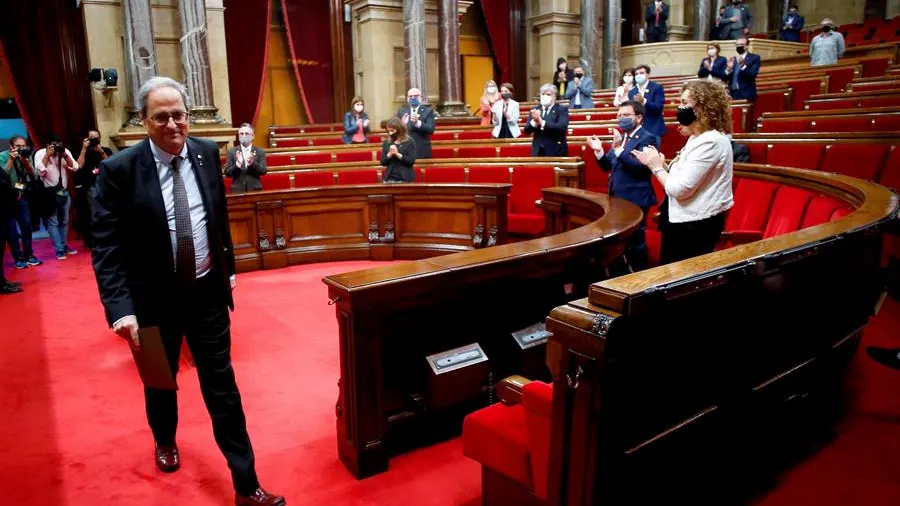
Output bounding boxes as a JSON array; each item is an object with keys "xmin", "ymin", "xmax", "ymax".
[{"xmin": 170, "ymin": 156, "xmax": 196, "ymax": 287}]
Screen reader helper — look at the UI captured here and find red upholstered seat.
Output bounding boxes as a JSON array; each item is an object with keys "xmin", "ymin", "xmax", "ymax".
[
  {"xmin": 509, "ymin": 167, "xmax": 556, "ymax": 236},
  {"xmin": 767, "ymin": 143, "xmax": 825, "ymax": 170},
  {"xmin": 584, "ymin": 153, "xmax": 609, "ymax": 193},
  {"xmin": 337, "ymin": 170, "xmax": 379, "ymax": 185},
  {"xmin": 265, "ymin": 173, "xmax": 293, "ymax": 190},
  {"xmin": 752, "ymin": 91, "xmax": 788, "ymax": 125},
  {"xmin": 293, "ymin": 171, "xmax": 334, "ymax": 188},
  {"xmin": 522, "ymin": 382, "xmax": 552, "ymax": 499},
  {"xmin": 807, "ymin": 96, "xmax": 900, "ymax": 110},
  {"xmin": 469, "ymin": 166, "xmax": 511, "ymax": 183},
  {"xmin": 875, "ymin": 115, "xmax": 900, "ymax": 131},
  {"xmin": 759, "ymin": 119, "xmax": 808, "ymax": 133},
  {"xmin": 458, "ymin": 146, "xmax": 499, "ymax": 158},
  {"xmin": 787, "ymin": 79, "xmax": 825, "ymax": 111},
  {"xmin": 831, "ymin": 207, "xmax": 853, "ymax": 220},
  {"xmin": 809, "ymin": 117, "xmax": 875, "ymax": 133},
  {"xmin": 293, "ymin": 152, "xmax": 333, "ymax": 165},
  {"xmin": 819, "ymin": 143, "xmax": 889, "ymax": 181},
  {"xmin": 272, "ymin": 138, "xmax": 309, "ymax": 148},
  {"xmin": 223, "ymin": 177, "xmax": 233, "ymax": 194},
  {"xmin": 801, "ymin": 195, "xmax": 845, "ymax": 228},
  {"xmin": 878, "ymin": 146, "xmax": 900, "ymax": 190},
  {"xmin": 336, "ymin": 151, "xmax": 377, "ymax": 163},
  {"xmin": 762, "ymin": 186, "xmax": 814, "ymax": 238},
  {"xmin": 458, "ymin": 130, "xmax": 494, "ymax": 140},
  {"xmin": 430, "ymin": 147, "xmax": 457, "ymax": 159},
  {"xmin": 431, "ymin": 131, "xmax": 457, "ymax": 141},
  {"xmin": 824, "ymin": 68, "xmax": 856, "ymax": 93},
  {"xmin": 499, "ymin": 145, "xmax": 533, "ymax": 158},
  {"xmin": 421, "ymin": 166, "xmax": 467, "ymax": 183},
  {"xmin": 311, "ymin": 137, "xmax": 344, "ymax": 146},
  {"xmin": 724, "ymin": 179, "xmax": 778, "ymax": 235},
  {"xmin": 746, "ymin": 143, "xmax": 768, "ymax": 164},
  {"xmin": 266, "ymin": 154, "xmax": 296, "ymax": 167}
]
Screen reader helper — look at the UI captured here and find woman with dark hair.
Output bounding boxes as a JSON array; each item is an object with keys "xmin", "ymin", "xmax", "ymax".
[
  {"xmin": 342, "ymin": 96, "xmax": 371, "ymax": 144},
  {"xmin": 633, "ymin": 80, "xmax": 735, "ymax": 264},
  {"xmin": 551, "ymin": 57, "xmax": 574, "ymax": 99},
  {"xmin": 697, "ymin": 43, "xmax": 728, "ymax": 83},
  {"xmin": 492, "ymin": 83, "xmax": 520, "ymax": 139},
  {"xmin": 380, "ymin": 117, "xmax": 417, "ymax": 183},
  {"xmin": 613, "ymin": 67, "xmax": 635, "ymax": 106}
]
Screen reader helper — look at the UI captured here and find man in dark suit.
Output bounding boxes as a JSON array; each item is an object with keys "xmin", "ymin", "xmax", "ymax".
[
  {"xmin": 723, "ymin": 0, "xmax": 752, "ymax": 39},
  {"xmin": 587, "ymin": 101, "xmax": 659, "ymax": 272},
  {"xmin": 91, "ymin": 77, "xmax": 285, "ymax": 506},
  {"xmin": 725, "ymin": 37, "xmax": 761, "ymax": 102},
  {"xmin": 645, "ymin": 0, "xmax": 669, "ymax": 43},
  {"xmin": 396, "ymin": 87, "xmax": 435, "ymax": 159},
  {"xmin": 224, "ymin": 123, "xmax": 267, "ymax": 193},
  {"xmin": 780, "ymin": 5, "xmax": 804, "ymax": 42},
  {"xmin": 524, "ymin": 83, "xmax": 569, "ymax": 157},
  {"xmin": 628, "ymin": 65, "xmax": 666, "ymax": 143},
  {"xmin": 0, "ymin": 161, "xmax": 23, "ymax": 293}
]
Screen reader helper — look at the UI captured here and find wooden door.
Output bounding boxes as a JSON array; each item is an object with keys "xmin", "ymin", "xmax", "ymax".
[{"xmin": 462, "ymin": 55, "xmax": 496, "ymax": 117}]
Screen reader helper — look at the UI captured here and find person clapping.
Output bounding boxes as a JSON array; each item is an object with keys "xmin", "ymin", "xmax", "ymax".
[
  {"xmin": 380, "ymin": 117, "xmax": 416, "ymax": 183},
  {"xmin": 492, "ymin": 83, "xmax": 520, "ymax": 139}
]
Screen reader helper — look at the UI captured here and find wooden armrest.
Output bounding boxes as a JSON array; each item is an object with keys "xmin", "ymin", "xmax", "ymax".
[
  {"xmin": 719, "ymin": 230, "xmax": 763, "ymax": 246},
  {"xmin": 497, "ymin": 375, "xmax": 533, "ymax": 406}
]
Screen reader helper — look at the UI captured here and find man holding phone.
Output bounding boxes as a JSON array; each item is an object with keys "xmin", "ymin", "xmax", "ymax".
[
  {"xmin": 0, "ymin": 136, "xmax": 42, "ymax": 268},
  {"xmin": 75, "ymin": 130, "xmax": 113, "ymax": 249}
]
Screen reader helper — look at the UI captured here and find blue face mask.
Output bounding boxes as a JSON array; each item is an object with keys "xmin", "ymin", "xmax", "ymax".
[
  {"xmin": 634, "ymin": 74, "xmax": 647, "ymax": 85},
  {"xmin": 618, "ymin": 117, "xmax": 636, "ymax": 132},
  {"xmin": 409, "ymin": 97, "xmax": 420, "ymax": 107}
]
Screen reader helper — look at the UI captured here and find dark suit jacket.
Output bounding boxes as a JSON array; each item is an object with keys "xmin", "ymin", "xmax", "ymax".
[
  {"xmin": 780, "ymin": 14, "xmax": 804, "ymax": 42},
  {"xmin": 396, "ymin": 105, "xmax": 435, "ymax": 159},
  {"xmin": 224, "ymin": 145, "xmax": 267, "ymax": 193},
  {"xmin": 380, "ymin": 138, "xmax": 417, "ymax": 182},
  {"xmin": 628, "ymin": 82, "xmax": 666, "ymax": 138},
  {"xmin": 645, "ymin": 2, "xmax": 669, "ymax": 34},
  {"xmin": 698, "ymin": 56, "xmax": 729, "ymax": 82},
  {"xmin": 91, "ymin": 137, "xmax": 235, "ymax": 327},
  {"xmin": 596, "ymin": 127, "xmax": 659, "ymax": 208},
  {"xmin": 552, "ymin": 68, "xmax": 575, "ymax": 98},
  {"xmin": 342, "ymin": 111, "xmax": 371, "ymax": 144},
  {"xmin": 523, "ymin": 104, "xmax": 569, "ymax": 157},
  {"xmin": 726, "ymin": 52, "xmax": 761, "ymax": 101}
]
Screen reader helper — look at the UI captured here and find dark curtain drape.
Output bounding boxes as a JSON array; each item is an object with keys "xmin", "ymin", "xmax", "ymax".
[
  {"xmin": 480, "ymin": 0, "xmax": 512, "ymax": 84},
  {"xmin": 224, "ymin": 0, "xmax": 272, "ymax": 126},
  {"xmin": 0, "ymin": 0, "xmax": 93, "ymax": 149},
  {"xmin": 282, "ymin": 0, "xmax": 335, "ymax": 123}
]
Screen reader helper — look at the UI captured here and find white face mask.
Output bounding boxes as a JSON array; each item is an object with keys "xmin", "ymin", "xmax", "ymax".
[
  {"xmin": 540, "ymin": 95, "xmax": 553, "ymax": 107},
  {"xmin": 623, "ymin": 75, "xmax": 634, "ymax": 84},
  {"xmin": 634, "ymin": 74, "xmax": 647, "ymax": 85},
  {"xmin": 354, "ymin": 105, "xmax": 364, "ymax": 112},
  {"xmin": 708, "ymin": 49, "xmax": 717, "ymax": 57},
  {"xmin": 238, "ymin": 134, "xmax": 253, "ymax": 147},
  {"xmin": 486, "ymin": 86, "xmax": 497, "ymax": 94}
]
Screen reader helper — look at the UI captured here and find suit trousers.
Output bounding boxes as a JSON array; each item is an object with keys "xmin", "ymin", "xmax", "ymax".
[
  {"xmin": 647, "ymin": 29, "xmax": 667, "ymax": 42},
  {"xmin": 144, "ymin": 270, "xmax": 260, "ymax": 495},
  {"xmin": 74, "ymin": 186, "xmax": 93, "ymax": 248},
  {"xmin": 659, "ymin": 211, "xmax": 727, "ymax": 265}
]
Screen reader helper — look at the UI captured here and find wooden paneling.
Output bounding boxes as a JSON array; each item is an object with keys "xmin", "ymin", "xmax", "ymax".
[
  {"xmin": 255, "ymin": 24, "xmax": 307, "ymax": 148},
  {"xmin": 463, "ymin": 55, "xmax": 496, "ymax": 116}
]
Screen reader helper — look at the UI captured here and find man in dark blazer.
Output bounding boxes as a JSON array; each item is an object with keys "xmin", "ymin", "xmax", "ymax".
[
  {"xmin": 628, "ymin": 65, "xmax": 666, "ymax": 143},
  {"xmin": 645, "ymin": 0, "xmax": 669, "ymax": 42},
  {"xmin": 524, "ymin": 83, "xmax": 570, "ymax": 157},
  {"xmin": 91, "ymin": 77, "xmax": 285, "ymax": 506},
  {"xmin": 780, "ymin": 5, "xmax": 804, "ymax": 42},
  {"xmin": 723, "ymin": 0, "xmax": 753, "ymax": 39},
  {"xmin": 725, "ymin": 37, "xmax": 761, "ymax": 102},
  {"xmin": 224, "ymin": 123, "xmax": 267, "ymax": 193},
  {"xmin": 587, "ymin": 101, "xmax": 658, "ymax": 272},
  {"xmin": 396, "ymin": 87, "xmax": 435, "ymax": 159}
]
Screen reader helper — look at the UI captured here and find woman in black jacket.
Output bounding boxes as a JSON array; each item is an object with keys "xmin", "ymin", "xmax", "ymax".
[
  {"xmin": 380, "ymin": 117, "xmax": 417, "ymax": 183},
  {"xmin": 551, "ymin": 57, "xmax": 574, "ymax": 99}
]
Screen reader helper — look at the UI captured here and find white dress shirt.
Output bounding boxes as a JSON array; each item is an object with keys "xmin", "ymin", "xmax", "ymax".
[
  {"xmin": 150, "ymin": 140, "xmax": 212, "ymax": 279},
  {"xmin": 240, "ymin": 144, "xmax": 253, "ymax": 168},
  {"xmin": 665, "ymin": 129, "xmax": 734, "ymax": 223},
  {"xmin": 34, "ymin": 148, "xmax": 79, "ymax": 189}
]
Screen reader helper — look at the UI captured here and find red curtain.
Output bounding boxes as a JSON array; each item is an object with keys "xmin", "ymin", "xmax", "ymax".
[
  {"xmin": 0, "ymin": 0, "xmax": 94, "ymax": 149},
  {"xmin": 480, "ymin": 0, "xmax": 512, "ymax": 84},
  {"xmin": 281, "ymin": 0, "xmax": 335, "ymax": 124},
  {"xmin": 224, "ymin": 0, "xmax": 273, "ymax": 126}
]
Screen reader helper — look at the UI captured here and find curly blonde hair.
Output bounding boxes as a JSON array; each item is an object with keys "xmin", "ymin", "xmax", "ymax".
[{"xmin": 682, "ymin": 80, "xmax": 732, "ymax": 134}]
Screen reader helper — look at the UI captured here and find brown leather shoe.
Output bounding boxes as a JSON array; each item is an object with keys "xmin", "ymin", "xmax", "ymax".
[
  {"xmin": 235, "ymin": 488, "xmax": 286, "ymax": 505},
  {"xmin": 155, "ymin": 444, "xmax": 180, "ymax": 473}
]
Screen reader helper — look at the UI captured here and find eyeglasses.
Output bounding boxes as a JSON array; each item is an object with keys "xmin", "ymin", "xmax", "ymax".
[{"xmin": 149, "ymin": 111, "xmax": 190, "ymax": 126}]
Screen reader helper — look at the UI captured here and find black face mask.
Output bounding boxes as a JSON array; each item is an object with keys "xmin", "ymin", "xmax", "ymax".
[
  {"xmin": 574, "ymin": 73, "xmax": 584, "ymax": 79},
  {"xmin": 736, "ymin": 46, "xmax": 746, "ymax": 54},
  {"xmin": 389, "ymin": 132, "xmax": 399, "ymax": 140},
  {"xmin": 501, "ymin": 92, "xmax": 512, "ymax": 100},
  {"xmin": 822, "ymin": 25, "xmax": 833, "ymax": 33},
  {"xmin": 676, "ymin": 106, "xmax": 697, "ymax": 127}
]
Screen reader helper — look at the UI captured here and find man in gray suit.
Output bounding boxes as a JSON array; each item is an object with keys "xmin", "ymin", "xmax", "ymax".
[
  {"xmin": 564, "ymin": 66, "xmax": 594, "ymax": 109},
  {"xmin": 723, "ymin": 0, "xmax": 753, "ymax": 39},
  {"xmin": 395, "ymin": 88, "xmax": 435, "ymax": 159},
  {"xmin": 224, "ymin": 123, "xmax": 267, "ymax": 193}
]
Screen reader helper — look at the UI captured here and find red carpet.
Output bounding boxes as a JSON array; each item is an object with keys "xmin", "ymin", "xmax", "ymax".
[{"xmin": 0, "ymin": 238, "xmax": 898, "ymax": 505}]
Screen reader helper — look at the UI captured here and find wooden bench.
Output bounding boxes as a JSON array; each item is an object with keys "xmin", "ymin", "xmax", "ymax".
[{"xmin": 757, "ymin": 107, "xmax": 900, "ymax": 132}]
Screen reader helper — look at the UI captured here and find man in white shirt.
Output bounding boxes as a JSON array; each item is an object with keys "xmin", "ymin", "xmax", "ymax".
[
  {"xmin": 224, "ymin": 123, "xmax": 267, "ymax": 193},
  {"xmin": 34, "ymin": 136, "xmax": 79, "ymax": 259},
  {"xmin": 810, "ymin": 18, "xmax": 845, "ymax": 66}
]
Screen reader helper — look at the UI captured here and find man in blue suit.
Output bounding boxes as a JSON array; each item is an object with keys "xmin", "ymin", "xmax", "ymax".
[
  {"xmin": 586, "ymin": 100, "xmax": 658, "ymax": 272},
  {"xmin": 524, "ymin": 83, "xmax": 569, "ymax": 157},
  {"xmin": 725, "ymin": 37, "xmax": 761, "ymax": 102},
  {"xmin": 564, "ymin": 66, "xmax": 594, "ymax": 109},
  {"xmin": 780, "ymin": 5, "xmax": 804, "ymax": 42},
  {"xmin": 628, "ymin": 65, "xmax": 666, "ymax": 144}
]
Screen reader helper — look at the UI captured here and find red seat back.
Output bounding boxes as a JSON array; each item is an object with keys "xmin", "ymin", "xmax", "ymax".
[
  {"xmin": 809, "ymin": 117, "xmax": 875, "ymax": 132},
  {"xmin": 800, "ymin": 195, "xmax": 845, "ymax": 228},
  {"xmin": 337, "ymin": 169, "xmax": 379, "ymax": 185},
  {"xmin": 878, "ymin": 146, "xmax": 900, "ymax": 190},
  {"xmin": 767, "ymin": 143, "xmax": 825, "ymax": 170},
  {"xmin": 335, "ymin": 151, "xmax": 377, "ymax": 163},
  {"xmin": 759, "ymin": 119, "xmax": 808, "ymax": 133},
  {"xmin": 293, "ymin": 171, "xmax": 334, "ymax": 188},
  {"xmin": 510, "ymin": 167, "xmax": 557, "ymax": 214},
  {"xmin": 431, "ymin": 131, "xmax": 457, "ymax": 141},
  {"xmin": 421, "ymin": 166, "xmax": 467, "ymax": 183},
  {"xmin": 293, "ymin": 152, "xmax": 333, "ymax": 165},
  {"xmin": 265, "ymin": 172, "xmax": 293, "ymax": 190},
  {"xmin": 430, "ymin": 147, "xmax": 457, "ymax": 159},
  {"xmin": 819, "ymin": 143, "xmax": 889, "ymax": 181},
  {"xmin": 310, "ymin": 137, "xmax": 344, "ymax": 146},
  {"xmin": 266, "ymin": 153, "xmax": 296, "ymax": 167},
  {"xmin": 458, "ymin": 146, "xmax": 499, "ymax": 158},
  {"xmin": 762, "ymin": 186, "xmax": 814, "ymax": 238},
  {"xmin": 499, "ymin": 145, "xmax": 533, "ymax": 158},
  {"xmin": 468, "ymin": 166, "xmax": 510, "ymax": 183},
  {"xmin": 272, "ymin": 138, "xmax": 309, "ymax": 148},
  {"xmin": 458, "ymin": 130, "xmax": 493, "ymax": 141},
  {"xmin": 223, "ymin": 176, "xmax": 233, "ymax": 194},
  {"xmin": 830, "ymin": 207, "xmax": 853, "ymax": 220},
  {"xmin": 725, "ymin": 179, "xmax": 778, "ymax": 232}
]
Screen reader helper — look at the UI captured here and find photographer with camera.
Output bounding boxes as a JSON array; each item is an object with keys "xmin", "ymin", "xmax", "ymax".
[
  {"xmin": 0, "ymin": 135, "xmax": 42, "ymax": 268},
  {"xmin": 0, "ymin": 155, "xmax": 23, "ymax": 294},
  {"xmin": 34, "ymin": 134, "xmax": 79, "ymax": 260},
  {"xmin": 75, "ymin": 130, "xmax": 112, "ymax": 248}
]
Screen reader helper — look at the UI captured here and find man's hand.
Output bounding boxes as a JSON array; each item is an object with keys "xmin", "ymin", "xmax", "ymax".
[
  {"xmin": 230, "ymin": 275, "xmax": 237, "ymax": 291},
  {"xmin": 246, "ymin": 151, "xmax": 255, "ymax": 165},
  {"xmin": 586, "ymin": 135, "xmax": 604, "ymax": 155},
  {"xmin": 113, "ymin": 315, "xmax": 140, "ymax": 351},
  {"xmin": 611, "ymin": 129, "xmax": 623, "ymax": 147},
  {"xmin": 82, "ymin": 138, "xmax": 90, "ymax": 151},
  {"xmin": 727, "ymin": 57, "xmax": 735, "ymax": 70},
  {"xmin": 530, "ymin": 109, "xmax": 542, "ymax": 125},
  {"xmin": 574, "ymin": 77, "xmax": 582, "ymax": 86},
  {"xmin": 632, "ymin": 146, "xmax": 665, "ymax": 170},
  {"xmin": 235, "ymin": 151, "xmax": 244, "ymax": 166},
  {"xmin": 704, "ymin": 60, "xmax": 711, "ymax": 70},
  {"xmin": 401, "ymin": 113, "xmax": 410, "ymax": 126}
]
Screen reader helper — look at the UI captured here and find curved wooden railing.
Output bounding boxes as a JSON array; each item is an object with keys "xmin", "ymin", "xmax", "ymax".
[{"xmin": 544, "ymin": 164, "xmax": 898, "ymax": 505}]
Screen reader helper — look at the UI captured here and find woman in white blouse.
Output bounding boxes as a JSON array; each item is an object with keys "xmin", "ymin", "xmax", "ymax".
[
  {"xmin": 612, "ymin": 67, "xmax": 635, "ymax": 106},
  {"xmin": 633, "ymin": 79, "xmax": 734, "ymax": 264},
  {"xmin": 491, "ymin": 82, "xmax": 521, "ymax": 138}
]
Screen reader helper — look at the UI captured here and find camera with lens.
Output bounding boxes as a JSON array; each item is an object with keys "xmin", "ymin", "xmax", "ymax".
[
  {"xmin": 16, "ymin": 146, "xmax": 33, "ymax": 159},
  {"xmin": 50, "ymin": 141, "xmax": 65, "ymax": 155},
  {"xmin": 89, "ymin": 137, "xmax": 100, "ymax": 147}
]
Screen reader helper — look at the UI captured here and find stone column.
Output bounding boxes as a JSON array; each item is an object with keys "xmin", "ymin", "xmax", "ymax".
[
  {"xmin": 580, "ymin": 0, "xmax": 601, "ymax": 77},
  {"xmin": 403, "ymin": 0, "xmax": 428, "ymax": 102},
  {"xmin": 694, "ymin": 0, "xmax": 711, "ymax": 40},
  {"xmin": 178, "ymin": 0, "xmax": 223, "ymax": 124},
  {"xmin": 666, "ymin": 0, "xmax": 694, "ymax": 41},
  {"xmin": 436, "ymin": 0, "xmax": 468, "ymax": 116},
  {"xmin": 602, "ymin": 0, "xmax": 622, "ymax": 89},
  {"xmin": 122, "ymin": 0, "xmax": 159, "ymax": 126}
]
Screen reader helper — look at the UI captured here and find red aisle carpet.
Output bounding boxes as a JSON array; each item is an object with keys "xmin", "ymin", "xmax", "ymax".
[{"xmin": 0, "ymin": 238, "xmax": 899, "ymax": 505}]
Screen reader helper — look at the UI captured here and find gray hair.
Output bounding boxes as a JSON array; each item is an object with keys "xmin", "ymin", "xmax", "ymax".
[
  {"xmin": 138, "ymin": 76, "xmax": 191, "ymax": 117},
  {"xmin": 539, "ymin": 83, "xmax": 558, "ymax": 96},
  {"xmin": 239, "ymin": 123, "xmax": 255, "ymax": 133}
]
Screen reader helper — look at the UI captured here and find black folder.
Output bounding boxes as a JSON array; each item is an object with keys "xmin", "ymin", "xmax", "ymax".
[{"xmin": 131, "ymin": 327, "xmax": 178, "ymax": 390}]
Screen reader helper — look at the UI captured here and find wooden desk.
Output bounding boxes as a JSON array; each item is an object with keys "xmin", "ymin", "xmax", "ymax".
[
  {"xmin": 227, "ymin": 184, "xmax": 510, "ymax": 272},
  {"xmin": 322, "ymin": 187, "xmax": 644, "ymax": 479}
]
